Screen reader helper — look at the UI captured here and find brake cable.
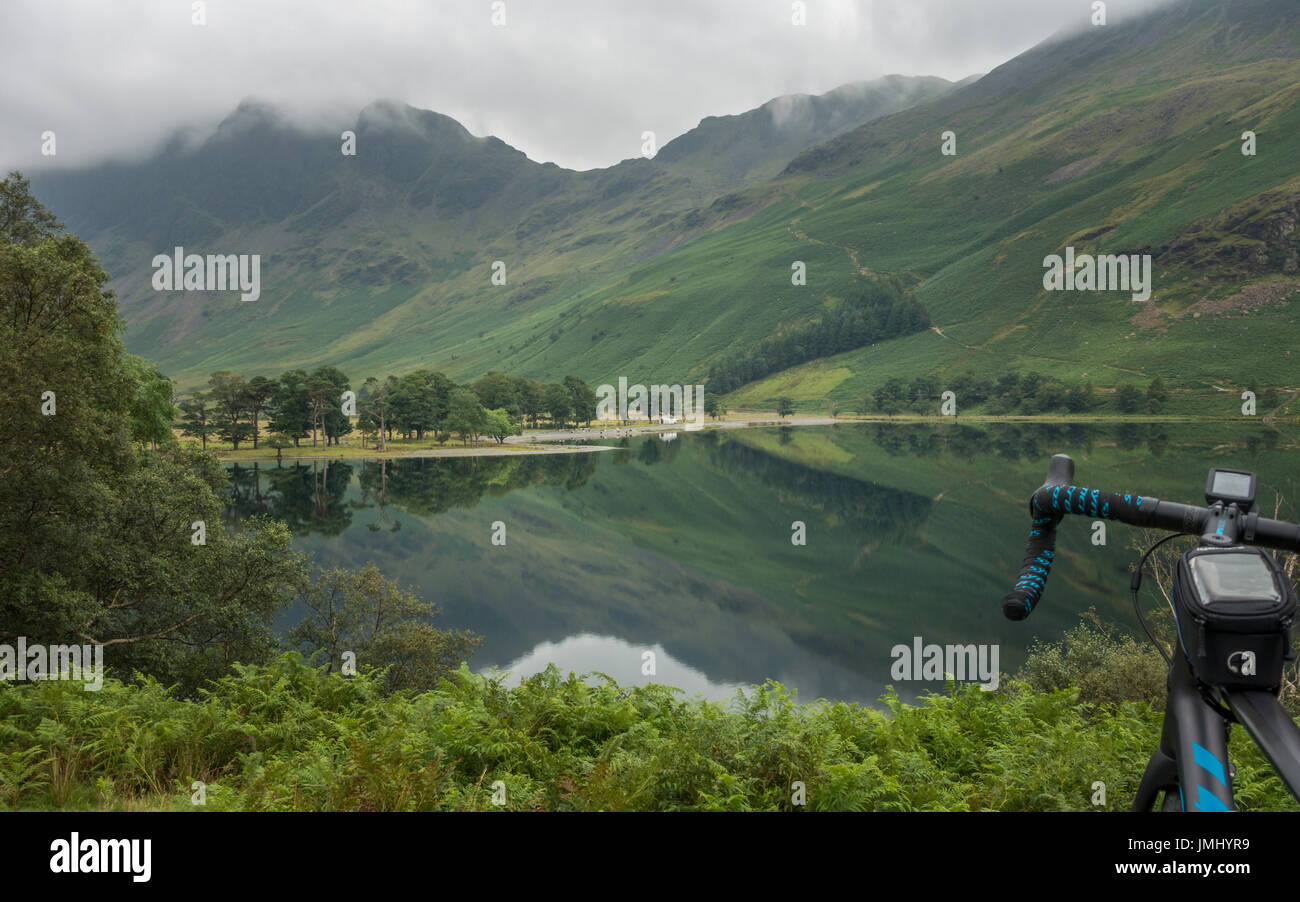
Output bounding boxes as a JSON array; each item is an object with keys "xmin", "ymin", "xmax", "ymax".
[{"xmin": 1130, "ymin": 533, "xmax": 1185, "ymax": 667}]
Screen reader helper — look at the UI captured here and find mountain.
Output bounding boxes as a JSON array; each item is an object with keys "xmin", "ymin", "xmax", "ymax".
[
  {"xmin": 24, "ymin": 0, "xmax": 1300, "ymax": 402},
  {"xmin": 26, "ymin": 76, "xmax": 954, "ymax": 390},
  {"xmin": 516, "ymin": 0, "xmax": 1300, "ymax": 406},
  {"xmin": 654, "ymin": 75, "xmax": 957, "ymax": 194}
]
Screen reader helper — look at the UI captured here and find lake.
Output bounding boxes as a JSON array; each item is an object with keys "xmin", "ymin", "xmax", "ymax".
[{"xmin": 224, "ymin": 421, "xmax": 1300, "ymax": 706}]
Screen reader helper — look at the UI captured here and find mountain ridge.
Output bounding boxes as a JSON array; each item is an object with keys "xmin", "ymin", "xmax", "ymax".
[
  {"xmin": 27, "ymin": 74, "xmax": 956, "ymax": 388},
  {"xmin": 25, "ymin": 0, "xmax": 1300, "ymax": 402}
]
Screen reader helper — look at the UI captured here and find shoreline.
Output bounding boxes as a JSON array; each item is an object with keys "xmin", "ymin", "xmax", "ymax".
[
  {"xmin": 220, "ymin": 443, "xmax": 622, "ymax": 463},
  {"xmin": 212, "ymin": 412, "xmax": 1288, "ymax": 462}
]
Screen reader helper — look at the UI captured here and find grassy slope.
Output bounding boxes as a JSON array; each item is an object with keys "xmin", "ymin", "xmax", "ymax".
[
  {"xmin": 711, "ymin": 1, "xmax": 1300, "ymax": 406},
  {"xmin": 31, "ymin": 80, "xmax": 953, "ymax": 391},
  {"xmin": 507, "ymin": 0, "xmax": 1300, "ymax": 403},
  {"xmin": 28, "ymin": 3, "xmax": 1299, "ymax": 403}
]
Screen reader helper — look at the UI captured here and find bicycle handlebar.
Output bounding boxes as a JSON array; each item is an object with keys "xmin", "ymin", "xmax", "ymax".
[{"xmin": 1002, "ymin": 454, "xmax": 1300, "ymax": 621}]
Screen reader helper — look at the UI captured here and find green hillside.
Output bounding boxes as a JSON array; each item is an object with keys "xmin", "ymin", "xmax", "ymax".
[
  {"xmin": 716, "ymin": 0, "xmax": 1300, "ymax": 406},
  {"xmin": 27, "ymin": 77, "xmax": 952, "ymax": 391},
  {"xmin": 505, "ymin": 0, "xmax": 1300, "ymax": 403},
  {"xmin": 24, "ymin": 0, "xmax": 1300, "ymax": 402}
]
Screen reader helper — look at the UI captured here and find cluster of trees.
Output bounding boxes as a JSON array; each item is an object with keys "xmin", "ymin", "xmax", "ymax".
[
  {"xmin": 178, "ymin": 370, "xmax": 342, "ymax": 451},
  {"xmin": 178, "ymin": 367, "xmax": 601, "ymax": 451},
  {"xmin": 0, "ymin": 172, "xmax": 475, "ymax": 693},
  {"xmin": 707, "ymin": 279, "xmax": 930, "ymax": 394},
  {"xmin": 1114, "ymin": 378, "xmax": 1168, "ymax": 415},
  {"xmin": 356, "ymin": 371, "xmax": 596, "ymax": 451},
  {"xmin": 866, "ymin": 372, "xmax": 1170, "ymax": 416}
]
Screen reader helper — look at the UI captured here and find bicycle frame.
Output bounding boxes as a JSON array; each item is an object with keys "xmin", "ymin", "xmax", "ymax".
[
  {"xmin": 1134, "ymin": 649, "xmax": 1300, "ymax": 811},
  {"xmin": 1134, "ymin": 652, "xmax": 1235, "ymax": 811},
  {"xmin": 1004, "ymin": 454, "xmax": 1300, "ymax": 811}
]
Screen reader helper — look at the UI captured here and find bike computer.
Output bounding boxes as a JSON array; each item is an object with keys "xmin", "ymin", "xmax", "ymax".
[{"xmin": 1206, "ymin": 468, "xmax": 1256, "ymax": 508}]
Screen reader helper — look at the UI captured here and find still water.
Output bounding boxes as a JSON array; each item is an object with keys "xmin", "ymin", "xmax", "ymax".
[{"xmin": 224, "ymin": 422, "xmax": 1299, "ymax": 705}]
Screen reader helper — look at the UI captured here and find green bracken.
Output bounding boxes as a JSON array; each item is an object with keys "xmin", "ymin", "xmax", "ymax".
[{"xmin": 0, "ymin": 618, "xmax": 1296, "ymax": 812}]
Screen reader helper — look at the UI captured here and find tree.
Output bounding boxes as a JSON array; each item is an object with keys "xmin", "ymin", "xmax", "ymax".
[
  {"xmin": 1145, "ymin": 377, "xmax": 1167, "ymax": 414},
  {"xmin": 265, "ymin": 432, "xmax": 294, "ymax": 464},
  {"xmin": 484, "ymin": 408, "xmax": 519, "ymax": 444},
  {"xmin": 472, "ymin": 371, "xmax": 518, "ymax": 413},
  {"xmin": 1260, "ymin": 383, "xmax": 1280, "ymax": 413},
  {"xmin": 390, "ymin": 370, "xmax": 452, "ymax": 441},
  {"xmin": 995, "ymin": 372, "xmax": 1021, "ymax": 401},
  {"xmin": 1, "ymin": 171, "xmax": 136, "ymax": 643},
  {"xmin": 245, "ymin": 375, "xmax": 277, "ymax": 449},
  {"xmin": 907, "ymin": 376, "xmax": 939, "ymax": 411},
  {"xmin": 270, "ymin": 370, "xmax": 312, "ymax": 447},
  {"xmin": 307, "ymin": 366, "xmax": 351, "ymax": 446},
  {"xmin": 287, "ymin": 564, "xmax": 480, "ymax": 693},
  {"xmin": 125, "ymin": 355, "xmax": 176, "ymax": 450},
  {"xmin": 542, "ymin": 382, "xmax": 571, "ymax": 427},
  {"xmin": 703, "ymin": 278, "xmax": 930, "ymax": 393},
  {"xmin": 777, "ymin": 397, "xmax": 795, "ymax": 418},
  {"xmin": 358, "ymin": 376, "xmax": 391, "ymax": 452},
  {"xmin": 0, "ymin": 173, "xmax": 341, "ymax": 692},
  {"xmin": 949, "ymin": 374, "xmax": 993, "ymax": 406},
  {"xmin": 209, "ymin": 370, "xmax": 251, "ymax": 450},
  {"xmin": 704, "ymin": 396, "xmax": 720, "ymax": 419},
  {"xmin": 0, "ymin": 171, "xmax": 60, "ymax": 243},
  {"xmin": 75, "ymin": 451, "xmax": 307, "ymax": 690},
  {"xmin": 1017, "ymin": 372, "xmax": 1043, "ymax": 409},
  {"xmin": 564, "ymin": 375, "xmax": 597, "ymax": 426},
  {"xmin": 179, "ymin": 393, "xmax": 215, "ymax": 450},
  {"xmin": 513, "ymin": 377, "xmax": 545, "ymax": 428},
  {"xmin": 989, "ymin": 394, "xmax": 1015, "ymax": 416},
  {"xmin": 447, "ymin": 388, "xmax": 487, "ymax": 445},
  {"xmin": 217, "ymin": 417, "xmax": 254, "ymax": 450},
  {"xmin": 1024, "ymin": 380, "xmax": 1066, "ymax": 414},
  {"xmin": 873, "ymin": 378, "xmax": 907, "ymax": 415},
  {"xmin": 1064, "ymin": 381, "xmax": 1096, "ymax": 413},
  {"xmin": 1116, "ymin": 383, "xmax": 1144, "ymax": 413}
]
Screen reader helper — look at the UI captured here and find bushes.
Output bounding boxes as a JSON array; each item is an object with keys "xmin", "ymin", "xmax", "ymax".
[
  {"xmin": 873, "ymin": 370, "xmax": 1184, "ymax": 416},
  {"xmin": 1015, "ymin": 611, "xmax": 1167, "ymax": 712},
  {"xmin": 0, "ymin": 629, "xmax": 1296, "ymax": 811}
]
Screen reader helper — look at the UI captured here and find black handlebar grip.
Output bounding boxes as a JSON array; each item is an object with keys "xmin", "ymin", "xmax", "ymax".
[
  {"xmin": 1002, "ymin": 455, "xmax": 1073, "ymax": 620},
  {"xmin": 1002, "ymin": 514, "xmax": 1060, "ymax": 620}
]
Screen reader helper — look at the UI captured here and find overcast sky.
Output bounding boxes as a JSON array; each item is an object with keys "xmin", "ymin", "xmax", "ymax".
[{"xmin": 1, "ymin": 0, "xmax": 1172, "ymax": 172}]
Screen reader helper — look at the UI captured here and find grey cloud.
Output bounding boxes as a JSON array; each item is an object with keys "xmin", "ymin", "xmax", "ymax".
[{"xmin": 0, "ymin": 0, "xmax": 1177, "ymax": 173}]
